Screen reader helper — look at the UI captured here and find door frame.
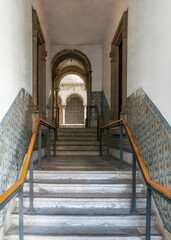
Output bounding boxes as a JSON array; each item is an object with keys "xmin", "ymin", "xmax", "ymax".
[{"xmin": 110, "ymin": 11, "xmax": 128, "ymax": 120}]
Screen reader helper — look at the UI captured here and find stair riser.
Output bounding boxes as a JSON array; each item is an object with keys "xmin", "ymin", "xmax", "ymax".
[
  {"xmin": 57, "ymin": 133, "xmax": 98, "ymax": 137},
  {"xmin": 15, "ymin": 198, "xmax": 147, "ymax": 209},
  {"xmin": 4, "ymin": 236, "xmax": 163, "ymax": 240},
  {"xmin": 23, "ymin": 183, "xmax": 143, "ymax": 194},
  {"xmin": 51, "ymin": 151, "xmax": 106, "ymax": 156},
  {"xmin": 11, "ymin": 215, "xmax": 155, "ymax": 227},
  {"xmin": 53, "ymin": 141, "xmax": 100, "ymax": 146},
  {"xmin": 52, "ymin": 146, "xmax": 103, "ymax": 151},
  {"xmin": 26, "ymin": 171, "xmax": 137, "ymax": 181},
  {"xmin": 57, "ymin": 129, "xmax": 97, "ymax": 133},
  {"xmin": 56, "ymin": 137, "xmax": 98, "ymax": 141}
]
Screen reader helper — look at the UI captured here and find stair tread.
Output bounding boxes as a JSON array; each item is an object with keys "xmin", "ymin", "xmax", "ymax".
[
  {"xmin": 24, "ymin": 180, "xmax": 142, "ymax": 185},
  {"xmin": 6, "ymin": 225, "xmax": 161, "ymax": 236},
  {"xmin": 25, "ymin": 179, "xmax": 140, "ymax": 184},
  {"xmin": 12, "ymin": 208, "xmax": 148, "ymax": 216},
  {"xmin": 20, "ymin": 192, "xmax": 146, "ymax": 198}
]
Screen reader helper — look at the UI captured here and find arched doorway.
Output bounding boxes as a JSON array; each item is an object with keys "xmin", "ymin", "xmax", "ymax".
[
  {"xmin": 58, "ymin": 74, "xmax": 87, "ymax": 127},
  {"xmin": 52, "ymin": 49, "xmax": 92, "ymax": 127}
]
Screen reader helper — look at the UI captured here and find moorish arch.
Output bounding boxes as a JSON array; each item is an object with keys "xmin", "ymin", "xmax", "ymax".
[{"xmin": 51, "ymin": 49, "xmax": 92, "ymax": 123}]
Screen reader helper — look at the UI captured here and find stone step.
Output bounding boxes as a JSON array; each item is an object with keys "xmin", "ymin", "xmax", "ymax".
[
  {"xmin": 52, "ymin": 146, "xmax": 105, "ymax": 151},
  {"xmin": 10, "ymin": 214, "xmax": 155, "ymax": 227},
  {"xmin": 26, "ymin": 171, "xmax": 138, "ymax": 182},
  {"xmin": 53, "ymin": 140, "xmax": 100, "ymax": 146},
  {"xmin": 23, "ymin": 182, "xmax": 144, "ymax": 194},
  {"xmin": 15, "ymin": 195, "xmax": 147, "ymax": 209},
  {"xmin": 58, "ymin": 128, "xmax": 97, "ymax": 133},
  {"xmin": 5, "ymin": 226, "xmax": 162, "ymax": 240},
  {"xmin": 51, "ymin": 150, "xmax": 106, "ymax": 156},
  {"xmin": 57, "ymin": 132, "xmax": 98, "ymax": 137},
  {"xmin": 13, "ymin": 207, "xmax": 147, "ymax": 216},
  {"xmin": 56, "ymin": 137, "xmax": 98, "ymax": 141}
]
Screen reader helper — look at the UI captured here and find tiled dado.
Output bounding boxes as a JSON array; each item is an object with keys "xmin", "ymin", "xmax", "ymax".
[
  {"xmin": 91, "ymin": 91, "xmax": 111, "ymax": 124},
  {"xmin": 0, "ymin": 88, "xmax": 32, "ymax": 224},
  {"xmin": 127, "ymin": 88, "xmax": 171, "ymax": 232}
]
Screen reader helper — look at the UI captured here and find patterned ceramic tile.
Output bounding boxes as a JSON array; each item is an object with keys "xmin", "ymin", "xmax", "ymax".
[
  {"xmin": 101, "ymin": 91, "xmax": 111, "ymax": 125},
  {"xmin": 91, "ymin": 91, "xmax": 111, "ymax": 125},
  {"xmin": 91, "ymin": 91, "xmax": 102, "ymax": 120},
  {"xmin": 127, "ymin": 88, "xmax": 171, "ymax": 232},
  {"xmin": 0, "ymin": 88, "xmax": 32, "ymax": 224}
]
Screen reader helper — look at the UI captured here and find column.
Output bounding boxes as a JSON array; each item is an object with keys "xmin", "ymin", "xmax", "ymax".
[
  {"xmin": 32, "ymin": 27, "xmax": 39, "ymax": 112},
  {"xmin": 62, "ymin": 105, "xmax": 66, "ymax": 124},
  {"xmin": 84, "ymin": 105, "xmax": 87, "ymax": 124}
]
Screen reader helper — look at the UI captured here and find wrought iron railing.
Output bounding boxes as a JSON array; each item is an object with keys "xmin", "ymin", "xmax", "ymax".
[
  {"xmin": 88, "ymin": 105, "xmax": 171, "ymax": 239},
  {"xmin": 100, "ymin": 119, "xmax": 171, "ymax": 240},
  {"xmin": 0, "ymin": 105, "xmax": 171, "ymax": 240},
  {"xmin": 0, "ymin": 118, "xmax": 57, "ymax": 240}
]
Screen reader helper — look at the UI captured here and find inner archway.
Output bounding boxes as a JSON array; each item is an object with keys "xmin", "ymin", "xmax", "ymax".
[
  {"xmin": 58, "ymin": 74, "xmax": 87, "ymax": 126},
  {"xmin": 52, "ymin": 49, "xmax": 92, "ymax": 127}
]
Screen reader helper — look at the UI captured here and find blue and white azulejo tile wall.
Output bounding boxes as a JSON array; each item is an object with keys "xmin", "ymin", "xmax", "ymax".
[
  {"xmin": 127, "ymin": 88, "xmax": 171, "ymax": 232},
  {"xmin": 0, "ymin": 88, "xmax": 32, "ymax": 224}
]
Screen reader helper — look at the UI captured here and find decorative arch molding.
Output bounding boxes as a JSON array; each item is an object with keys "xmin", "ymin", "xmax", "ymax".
[
  {"xmin": 58, "ymin": 66, "xmax": 86, "ymax": 86},
  {"xmin": 51, "ymin": 49, "xmax": 92, "ymax": 121},
  {"xmin": 52, "ymin": 49, "xmax": 92, "ymax": 78}
]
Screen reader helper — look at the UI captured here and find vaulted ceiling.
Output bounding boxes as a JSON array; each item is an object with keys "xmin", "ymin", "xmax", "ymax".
[{"xmin": 39, "ymin": 0, "xmax": 115, "ymax": 45}]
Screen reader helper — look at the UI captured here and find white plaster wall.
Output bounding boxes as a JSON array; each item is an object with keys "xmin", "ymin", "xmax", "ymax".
[
  {"xmin": 103, "ymin": 0, "xmax": 171, "ymax": 125},
  {"xmin": 127, "ymin": 0, "xmax": 171, "ymax": 125},
  {"xmin": 31, "ymin": 0, "xmax": 52, "ymax": 106},
  {"xmin": 0, "ymin": 0, "xmax": 32, "ymax": 122},
  {"xmin": 51, "ymin": 45, "xmax": 103, "ymax": 91},
  {"xmin": 102, "ymin": 0, "xmax": 128, "ymax": 107}
]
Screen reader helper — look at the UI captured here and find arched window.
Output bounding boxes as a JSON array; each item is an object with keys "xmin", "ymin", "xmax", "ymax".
[{"xmin": 65, "ymin": 95, "xmax": 84, "ymax": 124}]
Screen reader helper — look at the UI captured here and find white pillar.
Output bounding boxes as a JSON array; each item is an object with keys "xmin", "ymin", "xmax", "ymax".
[
  {"xmin": 84, "ymin": 105, "xmax": 87, "ymax": 124},
  {"xmin": 62, "ymin": 106, "xmax": 66, "ymax": 124}
]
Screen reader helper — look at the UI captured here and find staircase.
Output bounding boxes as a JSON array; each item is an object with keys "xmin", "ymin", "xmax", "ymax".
[
  {"xmin": 5, "ymin": 127, "xmax": 163, "ymax": 240},
  {"xmin": 51, "ymin": 128, "xmax": 104, "ymax": 156}
]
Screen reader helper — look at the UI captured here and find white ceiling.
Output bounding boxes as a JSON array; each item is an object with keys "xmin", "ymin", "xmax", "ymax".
[{"xmin": 40, "ymin": 0, "xmax": 115, "ymax": 45}]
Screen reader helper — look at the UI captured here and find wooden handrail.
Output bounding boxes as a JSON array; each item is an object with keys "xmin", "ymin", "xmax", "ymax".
[
  {"xmin": 0, "ymin": 118, "xmax": 56, "ymax": 206},
  {"xmin": 88, "ymin": 104, "xmax": 103, "ymax": 127},
  {"xmin": 101, "ymin": 119, "xmax": 123, "ymax": 129},
  {"xmin": 101, "ymin": 118, "xmax": 171, "ymax": 199}
]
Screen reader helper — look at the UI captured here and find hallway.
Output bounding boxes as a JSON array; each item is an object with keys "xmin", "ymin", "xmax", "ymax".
[{"xmin": 0, "ymin": 1, "xmax": 171, "ymax": 239}]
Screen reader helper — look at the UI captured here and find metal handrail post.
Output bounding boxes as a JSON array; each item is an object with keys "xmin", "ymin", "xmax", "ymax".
[
  {"xmin": 47, "ymin": 128, "xmax": 51, "ymax": 161},
  {"xmin": 97, "ymin": 119, "xmax": 99, "ymax": 141},
  {"xmin": 131, "ymin": 154, "xmax": 137, "ymax": 214},
  {"xmin": 19, "ymin": 186, "xmax": 24, "ymax": 240},
  {"xmin": 28, "ymin": 154, "xmax": 34, "ymax": 214},
  {"xmin": 100, "ymin": 128, "xmax": 102, "ymax": 156},
  {"xmin": 37, "ymin": 125, "xmax": 42, "ymax": 170},
  {"xmin": 106, "ymin": 128, "xmax": 110, "ymax": 161},
  {"xmin": 119, "ymin": 123, "xmax": 123, "ymax": 169},
  {"xmin": 54, "ymin": 129, "xmax": 56, "ymax": 156},
  {"xmin": 146, "ymin": 187, "xmax": 152, "ymax": 240}
]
